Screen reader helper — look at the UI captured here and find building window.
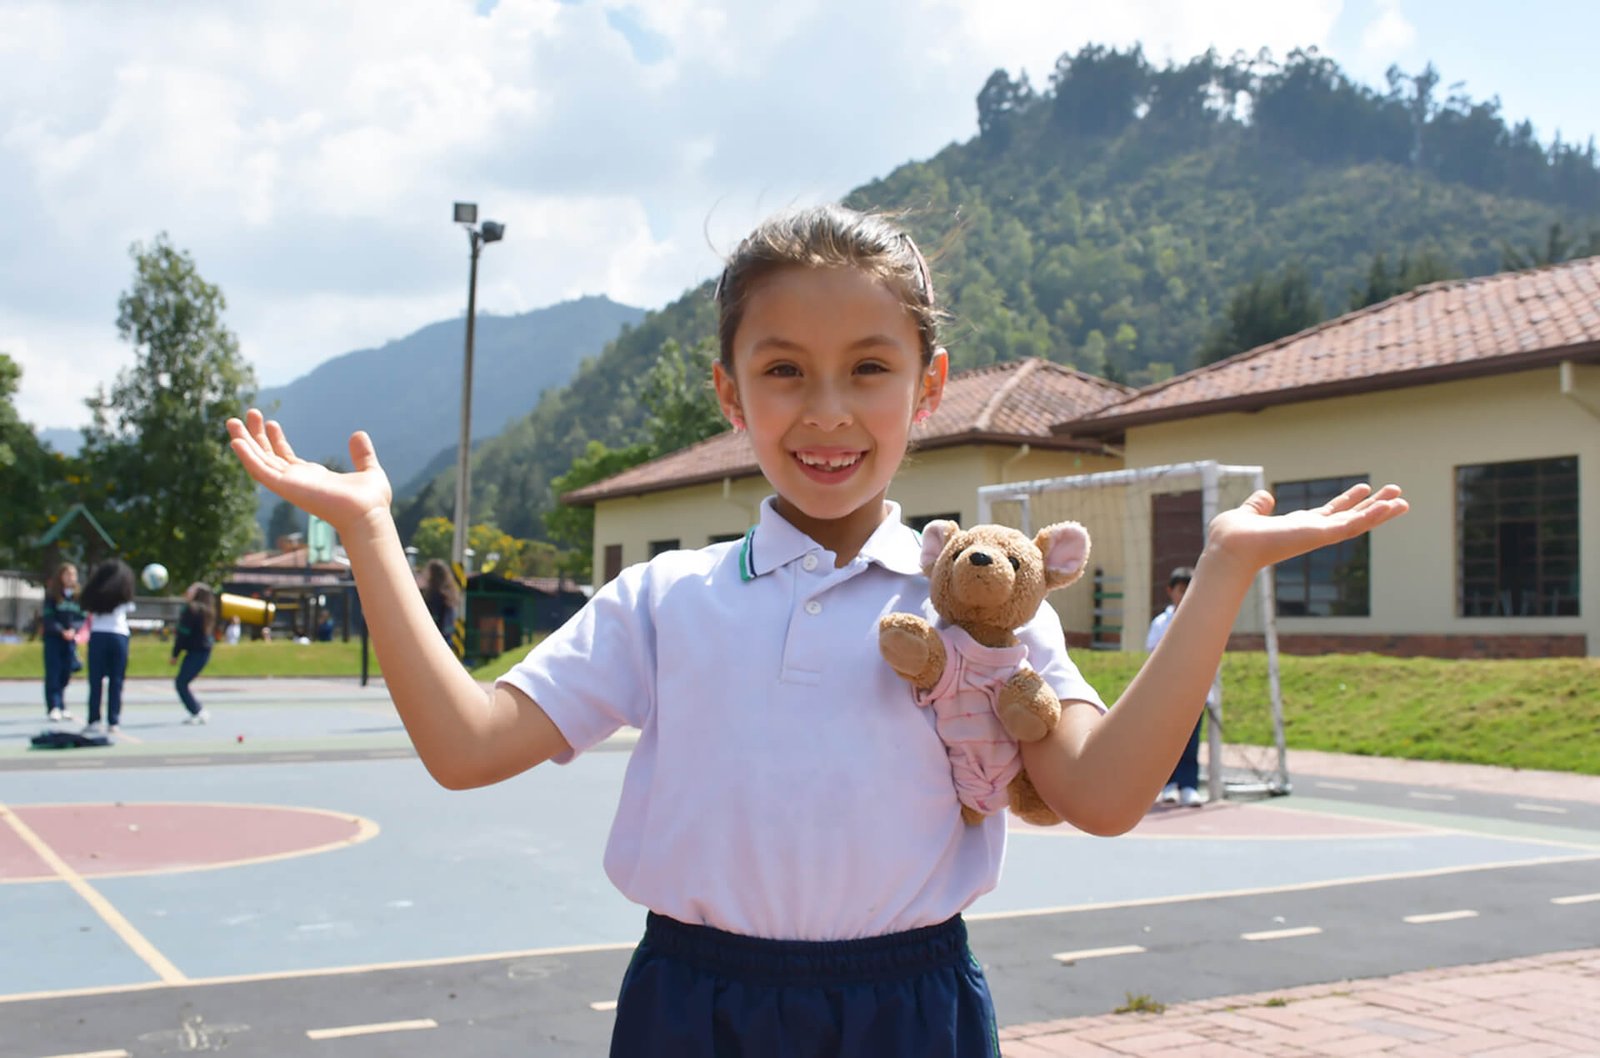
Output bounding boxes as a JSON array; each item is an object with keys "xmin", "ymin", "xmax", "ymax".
[
  {"xmin": 1457, "ymin": 456, "xmax": 1579, "ymax": 617},
  {"xmin": 907, "ymin": 512, "xmax": 961, "ymax": 532},
  {"xmin": 648, "ymin": 539, "xmax": 680, "ymax": 557},
  {"xmin": 602, "ymin": 545, "xmax": 623, "ymax": 584},
  {"xmin": 708, "ymin": 532, "xmax": 744, "ymax": 545},
  {"xmin": 1273, "ymin": 475, "xmax": 1370, "ymax": 616}
]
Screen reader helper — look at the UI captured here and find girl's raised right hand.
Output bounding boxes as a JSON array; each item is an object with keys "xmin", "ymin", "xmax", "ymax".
[{"xmin": 226, "ymin": 409, "xmax": 393, "ymax": 534}]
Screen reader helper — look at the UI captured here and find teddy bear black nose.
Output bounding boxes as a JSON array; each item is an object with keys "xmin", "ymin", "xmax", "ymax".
[{"xmin": 967, "ymin": 552, "xmax": 992, "ymax": 566}]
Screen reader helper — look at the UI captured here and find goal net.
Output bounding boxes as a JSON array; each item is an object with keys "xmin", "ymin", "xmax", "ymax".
[{"xmin": 977, "ymin": 461, "xmax": 1288, "ymax": 800}]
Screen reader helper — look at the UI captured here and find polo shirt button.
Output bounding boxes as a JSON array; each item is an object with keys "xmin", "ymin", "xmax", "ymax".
[
  {"xmin": 801, "ymin": 554, "xmax": 818, "ymax": 571},
  {"xmin": 804, "ymin": 600, "xmax": 822, "ymax": 616}
]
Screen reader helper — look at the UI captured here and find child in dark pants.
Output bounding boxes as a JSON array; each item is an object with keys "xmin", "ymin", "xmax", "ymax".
[
  {"xmin": 80, "ymin": 559, "xmax": 135, "ymax": 735},
  {"xmin": 41, "ymin": 563, "xmax": 84, "ymax": 723},
  {"xmin": 171, "ymin": 583, "xmax": 217, "ymax": 724},
  {"xmin": 230, "ymin": 205, "xmax": 1409, "ymax": 1057}
]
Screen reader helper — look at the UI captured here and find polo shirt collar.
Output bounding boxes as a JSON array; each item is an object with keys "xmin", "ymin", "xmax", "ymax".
[{"xmin": 739, "ymin": 497, "xmax": 926, "ymax": 581}]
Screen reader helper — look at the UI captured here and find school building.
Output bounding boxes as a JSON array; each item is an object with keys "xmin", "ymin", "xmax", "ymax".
[{"xmin": 562, "ymin": 256, "xmax": 1600, "ymax": 659}]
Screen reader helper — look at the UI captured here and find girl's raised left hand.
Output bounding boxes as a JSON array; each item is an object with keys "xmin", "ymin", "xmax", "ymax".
[
  {"xmin": 1205, "ymin": 483, "xmax": 1408, "ymax": 575},
  {"xmin": 226, "ymin": 409, "xmax": 393, "ymax": 535}
]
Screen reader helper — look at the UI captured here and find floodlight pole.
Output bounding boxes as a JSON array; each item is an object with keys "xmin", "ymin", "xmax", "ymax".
[
  {"xmin": 452, "ymin": 228, "xmax": 483, "ymax": 571},
  {"xmin": 449, "ymin": 202, "xmax": 503, "ymax": 572}
]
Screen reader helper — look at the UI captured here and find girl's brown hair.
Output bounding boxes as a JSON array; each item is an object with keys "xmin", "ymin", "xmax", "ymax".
[
  {"xmin": 46, "ymin": 563, "xmax": 77, "ymax": 604},
  {"xmin": 713, "ymin": 205, "xmax": 943, "ymax": 367},
  {"xmin": 187, "ymin": 583, "xmax": 217, "ymax": 639}
]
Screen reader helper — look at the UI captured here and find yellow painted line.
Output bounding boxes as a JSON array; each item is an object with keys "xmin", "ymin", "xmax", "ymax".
[
  {"xmin": 0, "ymin": 939, "xmax": 638, "ymax": 1005},
  {"xmin": 0, "ymin": 801, "xmax": 379, "ymax": 883},
  {"xmin": 1051, "ymin": 944, "xmax": 1145, "ymax": 963},
  {"xmin": 0, "ymin": 803, "xmax": 185, "ymax": 984},
  {"xmin": 1552, "ymin": 892, "xmax": 1600, "ymax": 905},
  {"xmin": 1242, "ymin": 926, "xmax": 1322, "ymax": 941},
  {"xmin": 305, "ymin": 1018, "xmax": 436, "ymax": 1040},
  {"xmin": 1403, "ymin": 909, "xmax": 1478, "ymax": 924},
  {"xmin": 590, "ymin": 1000, "xmax": 618, "ymax": 1011}
]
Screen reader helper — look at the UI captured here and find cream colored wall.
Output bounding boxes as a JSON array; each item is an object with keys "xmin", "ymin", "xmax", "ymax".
[
  {"xmin": 588, "ymin": 445, "xmax": 1123, "ymax": 592},
  {"xmin": 1125, "ymin": 366, "xmax": 1599, "ymax": 655}
]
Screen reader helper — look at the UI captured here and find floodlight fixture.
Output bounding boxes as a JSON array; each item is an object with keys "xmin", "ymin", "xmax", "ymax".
[
  {"xmin": 480, "ymin": 220, "xmax": 506, "ymax": 243},
  {"xmin": 453, "ymin": 201, "xmax": 478, "ymax": 224}
]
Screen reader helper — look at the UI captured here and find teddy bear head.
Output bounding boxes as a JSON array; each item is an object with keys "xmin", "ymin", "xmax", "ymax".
[{"xmin": 919, "ymin": 520, "xmax": 1091, "ymax": 636}]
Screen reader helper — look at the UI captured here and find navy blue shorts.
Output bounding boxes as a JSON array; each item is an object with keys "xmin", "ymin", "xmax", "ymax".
[{"xmin": 609, "ymin": 912, "xmax": 1000, "ymax": 1057}]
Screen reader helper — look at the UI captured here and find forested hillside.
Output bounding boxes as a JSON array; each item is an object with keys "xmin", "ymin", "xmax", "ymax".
[{"xmin": 403, "ymin": 45, "xmax": 1600, "ymax": 542}]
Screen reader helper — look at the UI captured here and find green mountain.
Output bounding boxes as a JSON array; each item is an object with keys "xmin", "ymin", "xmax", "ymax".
[
  {"xmin": 256, "ymin": 294, "xmax": 644, "ymax": 498},
  {"xmin": 404, "ymin": 45, "xmax": 1599, "ymax": 542}
]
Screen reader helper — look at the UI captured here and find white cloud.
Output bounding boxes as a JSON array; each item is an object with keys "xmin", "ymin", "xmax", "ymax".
[
  {"xmin": 1360, "ymin": 0, "xmax": 1418, "ymax": 56},
  {"xmin": 0, "ymin": 0, "xmax": 1585, "ymax": 432}
]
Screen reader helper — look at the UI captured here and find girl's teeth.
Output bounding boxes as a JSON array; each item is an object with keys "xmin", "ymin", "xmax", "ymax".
[{"xmin": 799, "ymin": 453, "xmax": 858, "ymax": 469}]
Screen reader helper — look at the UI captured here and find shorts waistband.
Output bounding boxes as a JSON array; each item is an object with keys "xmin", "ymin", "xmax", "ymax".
[{"xmin": 640, "ymin": 912, "xmax": 971, "ymax": 987}]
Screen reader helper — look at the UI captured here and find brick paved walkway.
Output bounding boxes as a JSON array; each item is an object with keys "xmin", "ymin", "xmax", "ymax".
[{"xmin": 1000, "ymin": 947, "xmax": 1600, "ymax": 1056}]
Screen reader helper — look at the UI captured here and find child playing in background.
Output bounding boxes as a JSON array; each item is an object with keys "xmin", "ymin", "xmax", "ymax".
[
  {"xmin": 40, "ymin": 562, "xmax": 83, "ymax": 723},
  {"xmin": 79, "ymin": 558, "xmax": 136, "ymax": 736},
  {"xmin": 228, "ymin": 204, "xmax": 1407, "ymax": 1057},
  {"xmin": 171, "ymin": 582, "xmax": 217, "ymax": 724}
]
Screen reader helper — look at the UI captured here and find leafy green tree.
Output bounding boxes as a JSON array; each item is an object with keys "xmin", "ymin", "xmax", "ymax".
[
  {"xmin": 266, "ymin": 498, "xmax": 305, "ymax": 548},
  {"xmin": 0, "ymin": 352, "xmax": 55, "ymax": 568},
  {"xmin": 1199, "ymin": 266, "xmax": 1323, "ymax": 366},
  {"xmin": 1348, "ymin": 249, "xmax": 1459, "ymax": 310},
  {"xmin": 81, "ymin": 235, "xmax": 258, "ymax": 590},
  {"xmin": 545, "ymin": 440, "xmax": 653, "ymax": 581},
  {"xmin": 1500, "ymin": 222, "xmax": 1600, "ymax": 270},
  {"xmin": 411, "ymin": 516, "xmax": 454, "ymax": 563},
  {"xmin": 637, "ymin": 337, "xmax": 725, "ymax": 455}
]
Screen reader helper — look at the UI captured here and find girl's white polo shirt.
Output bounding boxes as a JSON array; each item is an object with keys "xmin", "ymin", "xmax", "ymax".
[{"xmin": 499, "ymin": 498, "xmax": 1104, "ymax": 941}]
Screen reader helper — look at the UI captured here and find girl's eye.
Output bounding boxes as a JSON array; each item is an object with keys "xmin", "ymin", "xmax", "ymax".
[
  {"xmin": 1007, "ymin": 555, "xmax": 1021, "ymax": 571},
  {"xmin": 856, "ymin": 361, "xmax": 889, "ymax": 374},
  {"xmin": 765, "ymin": 363, "xmax": 800, "ymax": 378}
]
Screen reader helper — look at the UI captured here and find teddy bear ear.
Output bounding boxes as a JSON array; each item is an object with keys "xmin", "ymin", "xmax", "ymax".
[
  {"xmin": 919, "ymin": 520, "xmax": 959, "ymax": 574},
  {"xmin": 1036, "ymin": 521, "xmax": 1091, "ymax": 590}
]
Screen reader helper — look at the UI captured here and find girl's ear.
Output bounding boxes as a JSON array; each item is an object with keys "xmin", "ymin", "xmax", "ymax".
[
  {"xmin": 712, "ymin": 360, "xmax": 744, "ymax": 431},
  {"xmin": 917, "ymin": 348, "xmax": 949, "ymax": 420}
]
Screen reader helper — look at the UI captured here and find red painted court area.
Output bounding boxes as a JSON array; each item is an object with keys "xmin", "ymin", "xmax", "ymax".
[{"xmin": 0, "ymin": 802, "xmax": 369, "ymax": 880}]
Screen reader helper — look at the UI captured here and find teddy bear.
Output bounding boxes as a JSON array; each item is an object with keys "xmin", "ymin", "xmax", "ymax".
[{"xmin": 878, "ymin": 519, "xmax": 1091, "ymax": 827}]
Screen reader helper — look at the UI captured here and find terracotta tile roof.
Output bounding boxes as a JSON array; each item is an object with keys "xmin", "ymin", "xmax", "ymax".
[
  {"xmin": 1067, "ymin": 255, "xmax": 1600, "ymax": 434},
  {"xmin": 562, "ymin": 358, "xmax": 1133, "ymax": 505}
]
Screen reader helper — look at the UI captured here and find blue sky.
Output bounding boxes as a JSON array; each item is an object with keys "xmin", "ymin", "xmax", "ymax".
[{"xmin": 2, "ymin": 0, "xmax": 1595, "ymax": 429}]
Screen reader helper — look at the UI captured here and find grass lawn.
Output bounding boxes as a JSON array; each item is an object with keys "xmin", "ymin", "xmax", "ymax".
[
  {"xmin": 6, "ymin": 637, "xmax": 1596, "ymax": 776},
  {"xmin": 0, "ymin": 638, "xmax": 382, "ymax": 679}
]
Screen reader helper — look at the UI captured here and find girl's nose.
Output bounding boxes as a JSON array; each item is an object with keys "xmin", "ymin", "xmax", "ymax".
[{"xmin": 802, "ymin": 382, "xmax": 853, "ymax": 430}]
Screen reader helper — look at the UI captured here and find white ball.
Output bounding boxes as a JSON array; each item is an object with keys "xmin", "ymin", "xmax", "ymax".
[{"xmin": 140, "ymin": 563, "xmax": 169, "ymax": 592}]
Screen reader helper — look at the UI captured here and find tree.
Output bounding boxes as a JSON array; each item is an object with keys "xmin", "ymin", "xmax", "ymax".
[
  {"xmin": 1198, "ymin": 266, "xmax": 1322, "ymax": 366},
  {"xmin": 544, "ymin": 440, "xmax": 653, "ymax": 581},
  {"xmin": 1348, "ymin": 250, "xmax": 1458, "ymax": 311},
  {"xmin": 637, "ymin": 337, "xmax": 726, "ymax": 455},
  {"xmin": 266, "ymin": 498, "xmax": 305, "ymax": 549},
  {"xmin": 81, "ymin": 235, "xmax": 258, "ymax": 590},
  {"xmin": 0, "ymin": 352, "xmax": 54, "ymax": 568},
  {"xmin": 1500, "ymin": 222, "xmax": 1600, "ymax": 270}
]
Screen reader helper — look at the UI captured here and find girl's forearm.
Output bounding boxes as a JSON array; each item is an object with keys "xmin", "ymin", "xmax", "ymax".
[
  {"xmin": 1023, "ymin": 547, "xmax": 1257, "ymax": 834},
  {"xmin": 340, "ymin": 508, "xmax": 508, "ymax": 787}
]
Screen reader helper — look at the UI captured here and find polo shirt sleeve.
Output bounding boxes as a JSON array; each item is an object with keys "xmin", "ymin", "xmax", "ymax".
[
  {"xmin": 1017, "ymin": 601, "xmax": 1106, "ymax": 713},
  {"xmin": 496, "ymin": 563, "xmax": 657, "ymax": 763}
]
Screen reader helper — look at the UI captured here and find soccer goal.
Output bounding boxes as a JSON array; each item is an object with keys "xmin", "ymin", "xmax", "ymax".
[{"xmin": 977, "ymin": 461, "xmax": 1288, "ymax": 801}]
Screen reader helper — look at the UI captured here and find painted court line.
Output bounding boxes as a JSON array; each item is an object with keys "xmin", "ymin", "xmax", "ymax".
[
  {"xmin": 1314, "ymin": 781, "xmax": 1357, "ymax": 791},
  {"xmin": 1241, "ymin": 926, "xmax": 1322, "ymax": 941},
  {"xmin": 305, "ymin": 1018, "xmax": 437, "ymax": 1040},
  {"xmin": 1514, "ymin": 802, "xmax": 1568, "ymax": 815},
  {"xmin": 1403, "ymin": 909, "xmax": 1479, "ymax": 924},
  {"xmin": 0, "ymin": 803, "xmax": 185, "ymax": 984},
  {"xmin": 1407, "ymin": 791, "xmax": 1456, "ymax": 801},
  {"xmin": 1552, "ymin": 892, "xmax": 1600, "ymax": 905},
  {"xmin": 590, "ymin": 1000, "xmax": 619, "ymax": 1012},
  {"xmin": 1052, "ymin": 945, "xmax": 1146, "ymax": 963},
  {"xmin": 39, "ymin": 1051, "xmax": 129, "ymax": 1058}
]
